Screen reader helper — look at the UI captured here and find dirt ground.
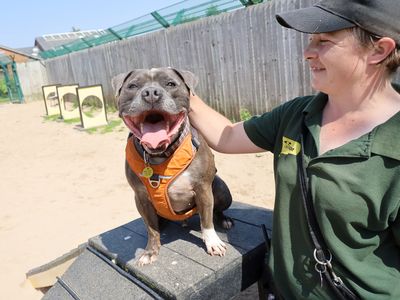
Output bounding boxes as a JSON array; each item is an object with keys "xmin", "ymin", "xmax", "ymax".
[{"xmin": 0, "ymin": 100, "xmax": 275, "ymax": 299}]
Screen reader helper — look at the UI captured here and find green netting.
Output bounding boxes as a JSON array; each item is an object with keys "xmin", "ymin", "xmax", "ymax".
[
  {"xmin": 0, "ymin": 60, "xmax": 24, "ymax": 102},
  {"xmin": 40, "ymin": 0, "xmax": 263, "ymax": 59}
]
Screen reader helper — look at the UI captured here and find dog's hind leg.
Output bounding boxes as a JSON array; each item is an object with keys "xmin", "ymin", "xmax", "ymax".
[{"xmin": 212, "ymin": 175, "xmax": 234, "ymax": 230}]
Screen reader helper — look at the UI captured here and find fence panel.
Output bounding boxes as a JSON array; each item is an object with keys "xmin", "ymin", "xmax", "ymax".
[
  {"xmin": 17, "ymin": 60, "xmax": 48, "ymax": 102},
  {"xmin": 23, "ymin": 0, "xmax": 399, "ymax": 119}
]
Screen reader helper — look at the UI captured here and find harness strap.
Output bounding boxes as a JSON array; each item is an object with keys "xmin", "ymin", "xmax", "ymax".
[{"xmin": 126, "ymin": 131, "xmax": 198, "ymax": 221}]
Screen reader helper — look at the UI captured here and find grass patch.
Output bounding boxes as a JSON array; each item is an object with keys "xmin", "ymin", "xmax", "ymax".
[
  {"xmin": 85, "ymin": 119, "xmax": 124, "ymax": 134},
  {"xmin": 239, "ymin": 108, "xmax": 252, "ymax": 121},
  {"xmin": 100, "ymin": 119, "xmax": 123, "ymax": 133},
  {"xmin": 86, "ymin": 127, "xmax": 98, "ymax": 134},
  {"xmin": 43, "ymin": 115, "xmax": 61, "ymax": 121},
  {"xmin": 106, "ymin": 105, "xmax": 118, "ymax": 114},
  {"xmin": 84, "ymin": 111, "xmax": 94, "ymax": 118},
  {"xmin": 42, "ymin": 113, "xmax": 125, "ymax": 135},
  {"xmin": 42, "ymin": 115, "xmax": 81, "ymax": 124},
  {"xmin": 0, "ymin": 96, "xmax": 10, "ymax": 103},
  {"xmin": 63, "ymin": 117, "xmax": 81, "ymax": 124}
]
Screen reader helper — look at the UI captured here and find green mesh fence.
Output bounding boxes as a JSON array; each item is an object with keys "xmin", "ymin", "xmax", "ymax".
[{"xmin": 40, "ymin": 0, "xmax": 263, "ymax": 59}]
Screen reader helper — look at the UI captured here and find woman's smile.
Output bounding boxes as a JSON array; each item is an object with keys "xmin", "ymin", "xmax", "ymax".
[{"xmin": 310, "ymin": 65, "xmax": 326, "ymax": 72}]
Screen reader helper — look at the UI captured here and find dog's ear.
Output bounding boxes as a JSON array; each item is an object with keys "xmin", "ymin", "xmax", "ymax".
[
  {"xmin": 111, "ymin": 71, "xmax": 134, "ymax": 98},
  {"xmin": 169, "ymin": 68, "xmax": 198, "ymax": 96}
]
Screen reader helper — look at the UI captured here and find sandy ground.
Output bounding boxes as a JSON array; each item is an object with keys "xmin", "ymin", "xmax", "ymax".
[{"xmin": 0, "ymin": 100, "xmax": 275, "ymax": 299}]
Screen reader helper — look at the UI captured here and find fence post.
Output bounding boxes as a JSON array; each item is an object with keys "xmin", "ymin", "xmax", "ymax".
[
  {"xmin": 151, "ymin": 11, "xmax": 170, "ymax": 28},
  {"xmin": 11, "ymin": 61, "xmax": 24, "ymax": 103}
]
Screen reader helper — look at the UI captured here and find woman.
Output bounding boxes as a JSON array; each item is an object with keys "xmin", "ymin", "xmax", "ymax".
[{"xmin": 189, "ymin": 0, "xmax": 400, "ymax": 299}]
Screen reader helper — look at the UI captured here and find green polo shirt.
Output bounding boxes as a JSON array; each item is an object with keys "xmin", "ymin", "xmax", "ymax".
[{"xmin": 244, "ymin": 90, "xmax": 400, "ymax": 299}]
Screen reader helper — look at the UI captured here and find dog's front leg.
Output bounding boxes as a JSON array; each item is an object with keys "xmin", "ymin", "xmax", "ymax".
[
  {"xmin": 134, "ymin": 195, "xmax": 161, "ymax": 266},
  {"xmin": 195, "ymin": 186, "xmax": 227, "ymax": 256}
]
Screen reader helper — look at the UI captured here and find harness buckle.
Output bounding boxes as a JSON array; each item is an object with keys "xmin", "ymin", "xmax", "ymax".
[{"xmin": 149, "ymin": 174, "xmax": 160, "ymax": 188}]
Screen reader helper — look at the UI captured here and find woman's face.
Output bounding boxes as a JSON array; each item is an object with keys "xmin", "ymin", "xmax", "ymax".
[{"xmin": 303, "ymin": 29, "xmax": 369, "ymax": 94}]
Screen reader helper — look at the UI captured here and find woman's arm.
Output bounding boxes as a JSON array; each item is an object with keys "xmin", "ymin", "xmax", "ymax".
[{"xmin": 189, "ymin": 93, "xmax": 264, "ymax": 154}]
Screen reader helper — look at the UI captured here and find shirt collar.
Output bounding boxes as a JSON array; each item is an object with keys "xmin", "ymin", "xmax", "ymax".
[
  {"xmin": 301, "ymin": 84, "xmax": 400, "ymax": 161},
  {"xmin": 371, "ymin": 110, "xmax": 400, "ymax": 161},
  {"xmin": 371, "ymin": 83, "xmax": 400, "ymax": 161},
  {"xmin": 302, "ymin": 92, "xmax": 328, "ymax": 121}
]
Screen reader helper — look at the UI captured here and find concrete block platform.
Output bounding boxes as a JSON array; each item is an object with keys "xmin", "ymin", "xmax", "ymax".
[{"xmin": 43, "ymin": 201, "xmax": 273, "ymax": 299}]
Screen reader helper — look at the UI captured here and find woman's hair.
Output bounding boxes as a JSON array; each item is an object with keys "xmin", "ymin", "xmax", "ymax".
[{"xmin": 350, "ymin": 27, "xmax": 400, "ymax": 75}]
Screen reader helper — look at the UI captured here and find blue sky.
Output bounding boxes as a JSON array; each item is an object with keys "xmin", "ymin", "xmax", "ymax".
[{"xmin": 0, "ymin": 0, "xmax": 179, "ymax": 49}]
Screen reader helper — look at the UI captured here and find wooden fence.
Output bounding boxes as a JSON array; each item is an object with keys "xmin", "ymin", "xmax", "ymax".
[
  {"xmin": 22, "ymin": 0, "xmax": 399, "ymax": 119},
  {"xmin": 17, "ymin": 60, "xmax": 48, "ymax": 102}
]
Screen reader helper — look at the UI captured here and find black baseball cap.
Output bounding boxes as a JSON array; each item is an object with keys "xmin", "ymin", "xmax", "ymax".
[{"xmin": 276, "ymin": 0, "xmax": 400, "ymax": 45}]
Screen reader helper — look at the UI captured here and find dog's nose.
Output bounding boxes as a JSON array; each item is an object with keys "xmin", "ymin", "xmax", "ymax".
[{"xmin": 141, "ymin": 87, "xmax": 162, "ymax": 103}]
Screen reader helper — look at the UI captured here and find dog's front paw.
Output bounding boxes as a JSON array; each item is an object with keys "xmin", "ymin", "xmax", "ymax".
[
  {"xmin": 136, "ymin": 250, "xmax": 158, "ymax": 266},
  {"xmin": 202, "ymin": 228, "xmax": 227, "ymax": 256}
]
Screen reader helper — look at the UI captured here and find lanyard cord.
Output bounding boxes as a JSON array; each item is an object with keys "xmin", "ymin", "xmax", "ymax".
[{"xmin": 297, "ymin": 121, "xmax": 360, "ymax": 300}]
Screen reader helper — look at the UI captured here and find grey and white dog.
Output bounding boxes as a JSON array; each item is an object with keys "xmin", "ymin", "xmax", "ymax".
[{"xmin": 112, "ymin": 67, "xmax": 233, "ymax": 266}]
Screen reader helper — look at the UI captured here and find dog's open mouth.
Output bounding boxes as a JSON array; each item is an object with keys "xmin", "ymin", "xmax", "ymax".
[{"xmin": 123, "ymin": 111, "xmax": 186, "ymax": 151}]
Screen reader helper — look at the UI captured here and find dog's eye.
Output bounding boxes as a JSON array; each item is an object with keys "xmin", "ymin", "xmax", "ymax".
[
  {"xmin": 127, "ymin": 83, "xmax": 138, "ymax": 89},
  {"xmin": 166, "ymin": 81, "xmax": 176, "ymax": 87}
]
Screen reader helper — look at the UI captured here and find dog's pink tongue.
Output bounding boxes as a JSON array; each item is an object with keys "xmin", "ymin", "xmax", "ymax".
[{"xmin": 141, "ymin": 122, "xmax": 170, "ymax": 149}]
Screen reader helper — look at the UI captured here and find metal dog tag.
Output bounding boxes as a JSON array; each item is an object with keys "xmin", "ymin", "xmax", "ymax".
[{"xmin": 142, "ymin": 166, "xmax": 154, "ymax": 178}]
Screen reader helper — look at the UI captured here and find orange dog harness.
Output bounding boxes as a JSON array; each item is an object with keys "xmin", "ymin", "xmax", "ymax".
[{"xmin": 126, "ymin": 133, "xmax": 198, "ymax": 221}]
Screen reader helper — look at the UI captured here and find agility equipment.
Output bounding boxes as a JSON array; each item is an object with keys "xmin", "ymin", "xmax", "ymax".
[
  {"xmin": 42, "ymin": 84, "xmax": 61, "ymax": 116},
  {"xmin": 76, "ymin": 85, "xmax": 108, "ymax": 129},
  {"xmin": 57, "ymin": 84, "xmax": 80, "ymax": 120}
]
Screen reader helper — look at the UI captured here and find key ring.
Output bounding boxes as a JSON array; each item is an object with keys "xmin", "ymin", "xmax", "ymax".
[
  {"xmin": 315, "ymin": 262, "xmax": 326, "ymax": 287},
  {"xmin": 313, "ymin": 248, "xmax": 332, "ymax": 265},
  {"xmin": 314, "ymin": 262, "xmax": 327, "ymax": 273}
]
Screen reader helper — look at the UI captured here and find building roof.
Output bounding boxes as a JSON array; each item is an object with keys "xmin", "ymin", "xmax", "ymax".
[
  {"xmin": 16, "ymin": 46, "xmax": 38, "ymax": 57},
  {"xmin": 34, "ymin": 29, "xmax": 107, "ymax": 51},
  {"xmin": 0, "ymin": 44, "xmax": 39, "ymax": 60}
]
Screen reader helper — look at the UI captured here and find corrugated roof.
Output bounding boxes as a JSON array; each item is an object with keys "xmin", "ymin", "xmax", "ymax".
[{"xmin": 34, "ymin": 29, "xmax": 107, "ymax": 51}]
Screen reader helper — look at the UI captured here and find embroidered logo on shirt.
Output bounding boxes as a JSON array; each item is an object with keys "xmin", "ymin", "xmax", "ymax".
[{"xmin": 281, "ymin": 136, "xmax": 301, "ymax": 155}]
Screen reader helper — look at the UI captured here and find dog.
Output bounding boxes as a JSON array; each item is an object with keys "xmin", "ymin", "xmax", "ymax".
[{"xmin": 112, "ymin": 67, "xmax": 233, "ymax": 266}]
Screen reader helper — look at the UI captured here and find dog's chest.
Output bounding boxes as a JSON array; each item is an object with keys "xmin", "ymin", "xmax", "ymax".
[{"xmin": 167, "ymin": 169, "xmax": 196, "ymax": 212}]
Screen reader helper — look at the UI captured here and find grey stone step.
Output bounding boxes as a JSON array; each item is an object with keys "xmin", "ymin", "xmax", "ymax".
[
  {"xmin": 43, "ymin": 201, "xmax": 272, "ymax": 300},
  {"xmin": 42, "ymin": 249, "xmax": 155, "ymax": 300}
]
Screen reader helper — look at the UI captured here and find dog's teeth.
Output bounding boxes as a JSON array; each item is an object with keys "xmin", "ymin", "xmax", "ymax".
[{"xmin": 140, "ymin": 122, "xmax": 144, "ymax": 134}]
